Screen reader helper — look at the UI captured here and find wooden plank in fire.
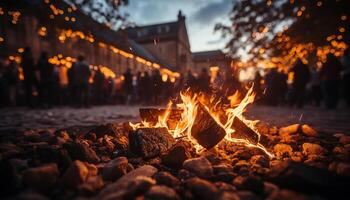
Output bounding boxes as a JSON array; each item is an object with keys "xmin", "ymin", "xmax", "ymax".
[{"xmin": 139, "ymin": 108, "xmax": 182, "ymax": 130}]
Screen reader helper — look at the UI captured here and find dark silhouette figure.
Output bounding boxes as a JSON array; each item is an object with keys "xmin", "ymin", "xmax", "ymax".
[
  {"xmin": 253, "ymin": 71, "xmax": 263, "ymax": 102},
  {"xmin": 67, "ymin": 63, "xmax": 77, "ymax": 106},
  {"xmin": 75, "ymin": 55, "xmax": 91, "ymax": 107},
  {"xmin": 320, "ymin": 54, "xmax": 343, "ymax": 109},
  {"xmin": 289, "ymin": 59, "xmax": 311, "ymax": 108},
  {"xmin": 4, "ymin": 61, "xmax": 19, "ymax": 106},
  {"xmin": 197, "ymin": 68, "xmax": 210, "ymax": 93},
  {"xmin": 184, "ymin": 70, "xmax": 196, "ymax": 89},
  {"xmin": 152, "ymin": 69, "xmax": 162, "ymax": 104},
  {"xmin": 37, "ymin": 52, "xmax": 54, "ymax": 107},
  {"xmin": 22, "ymin": 47, "xmax": 37, "ymax": 107},
  {"xmin": 264, "ymin": 68, "xmax": 280, "ymax": 106},
  {"xmin": 136, "ymin": 71, "xmax": 143, "ymax": 103},
  {"xmin": 94, "ymin": 68, "xmax": 105, "ymax": 104},
  {"xmin": 141, "ymin": 71, "xmax": 152, "ymax": 104},
  {"xmin": 277, "ymin": 70, "xmax": 288, "ymax": 105},
  {"xmin": 342, "ymin": 49, "xmax": 350, "ymax": 106},
  {"xmin": 123, "ymin": 68, "xmax": 133, "ymax": 104}
]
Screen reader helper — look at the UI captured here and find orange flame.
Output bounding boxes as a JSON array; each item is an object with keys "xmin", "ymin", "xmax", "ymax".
[{"xmin": 130, "ymin": 86, "xmax": 274, "ymax": 158}]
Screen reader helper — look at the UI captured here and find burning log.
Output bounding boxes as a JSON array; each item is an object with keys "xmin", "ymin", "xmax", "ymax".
[
  {"xmin": 230, "ymin": 117, "xmax": 259, "ymax": 145},
  {"xmin": 129, "ymin": 127, "xmax": 175, "ymax": 158},
  {"xmin": 139, "ymin": 108, "xmax": 182, "ymax": 130},
  {"xmin": 191, "ymin": 104, "xmax": 226, "ymax": 149}
]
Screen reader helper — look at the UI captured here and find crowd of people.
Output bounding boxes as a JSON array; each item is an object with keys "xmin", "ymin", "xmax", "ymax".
[
  {"xmin": 0, "ymin": 47, "xmax": 350, "ymax": 109},
  {"xmin": 256, "ymin": 52, "xmax": 350, "ymax": 109}
]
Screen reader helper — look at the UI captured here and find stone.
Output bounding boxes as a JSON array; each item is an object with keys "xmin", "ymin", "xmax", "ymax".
[
  {"xmin": 145, "ymin": 185, "xmax": 180, "ymax": 200},
  {"xmin": 301, "ymin": 124, "xmax": 318, "ymax": 137},
  {"xmin": 79, "ymin": 175, "xmax": 104, "ymax": 194},
  {"xmin": 154, "ymin": 171, "xmax": 180, "ymax": 187},
  {"xmin": 249, "ymin": 155, "xmax": 269, "ymax": 168},
  {"xmin": 267, "ymin": 189, "xmax": 309, "ymax": 200},
  {"xmin": 216, "ymin": 192, "xmax": 240, "ymax": 200},
  {"xmin": 336, "ymin": 162, "xmax": 350, "ymax": 176},
  {"xmin": 186, "ymin": 177, "xmax": 219, "ymax": 200},
  {"xmin": 161, "ymin": 142, "xmax": 190, "ymax": 167},
  {"xmin": 62, "ymin": 160, "xmax": 89, "ymax": 189},
  {"xmin": 214, "ymin": 182, "xmax": 236, "ymax": 192},
  {"xmin": 263, "ymin": 182, "xmax": 279, "ymax": 197},
  {"xmin": 64, "ymin": 140, "xmax": 100, "ymax": 163},
  {"xmin": 339, "ymin": 135, "xmax": 350, "ymax": 145},
  {"xmin": 101, "ymin": 157, "xmax": 128, "ymax": 181},
  {"xmin": 273, "ymin": 144, "xmax": 293, "ymax": 158},
  {"xmin": 236, "ymin": 191, "xmax": 261, "ymax": 200},
  {"xmin": 88, "ymin": 123, "xmax": 119, "ymax": 138},
  {"xmin": 99, "ymin": 165, "xmax": 158, "ymax": 198},
  {"xmin": 183, "ymin": 157, "xmax": 213, "ymax": 178},
  {"xmin": 302, "ymin": 143, "xmax": 325, "ymax": 156},
  {"xmin": 279, "ymin": 124, "xmax": 300, "ymax": 135},
  {"xmin": 22, "ymin": 163, "xmax": 59, "ymax": 192},
  {"xmin": 232, "ymin": 176, "xmax": 264, "ymax": 194},
  {"xmin": 129, "ymin": 127, "xmax": 175, "ymax": 158},
  {"xmin": 16, "ymin": 191, "xmax": 50, "ymax": 200}
]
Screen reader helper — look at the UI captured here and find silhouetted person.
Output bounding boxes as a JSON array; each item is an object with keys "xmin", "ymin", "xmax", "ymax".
[
  {"xmin": 75, "ymin": 55, "xmax": 91, "ymax": 107},
  {"xmin": 37, "ymin": 52, "xmax": 54, "ymax": 108},
  {"xmin": 123, "ymin": 68, "xmax": 133, "ymax": 104},
  {"xmin": 94, "ymin": 68, "xmax": 105, "ymax": 104},
  {"xmin": 152, "ymin": 69, "xmax": 162, "ymax": 104},
  {"xmin": 222, "ymin": 71, "xmax": 242, "ymax": 96},
  {"xmin": 253, "ymin": 71, "xmax": 263, "ymax": 102},
  {"xmin": 198, "ymin": 68, "xmax": 210, "ymax": 93},
  {"xmin": 342, "ymin": 49, "xmax": 350, "ymax": 106},
  {"xmin": 67, "ymin": 63, "xmax": 77, "ymax": 106},
  {"xmin": 309, "ymin": 68, "xmax": 322, "ymax": 106},
  {"xmin": 184, "ymin": 70, "xmax": 196, "ymax": 89},
  {"xmin": 277, "ymin": 70, "xmax": 288, "ymax": 105},
  {"xmin": 264, "ymin": 68, "xmax": 280, "ymax": 106},
  {"xmin": 136, "ymin": 71, "xmax": 143, "ymax": 103},
  {"xmin": 4, "ymin": 61, "xmax": 19, "ymax": 106},
  {"xmin": 22, "ymin": 47, "xmax": 37, "ymax": 107},
  {"xmin": 142, "ymin": 71, "xmax": 152, "ymax": 104},
  {"xmin": 289, "ymin": 59, "xmax": 310, "ymax": 108},
  {"xmin": 320, "ymin": 54, "xmax": 343, "ymax": 109}
]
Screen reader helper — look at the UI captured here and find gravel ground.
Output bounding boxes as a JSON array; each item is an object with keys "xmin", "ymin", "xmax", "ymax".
[{"xmin": 0, "ymin": 105, "xmax": 349, "ymax": 133}]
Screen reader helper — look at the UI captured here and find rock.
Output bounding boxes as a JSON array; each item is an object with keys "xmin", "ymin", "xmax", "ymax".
[
  {"xmin": 301, "ymin": 124, "xmax": 318, "ymax": 137},
  {"xmin": 129, "ymin": 128, "xmax": 175, "ymax": 158},
  {"xmin": 267, "ymin": 189, "xmax": 310, "ymax": 200},
  {"xmin": 267, "ymin": 161, "xmax": 350, "ymax": 197},
  {"xmin": 183, "ymin": 157, "xmax": 213, "ymax": 178},
  {"xmin": 154, "ymin": 172, "xmax": 180, "ymax": 187},
  {"xmin": 79, "ymin": 175, "xmax": 104, "ymax": 195},
  {"xmin": 232, "ymin": 149, "xmax": 252, "ymax": 160},
  {"xmin": 0, "ymin": 159, "xmax": 27, "ymax": 196},
  {"xmin": 99, "ymin": 165, "xmax": 158, "ymax": 198},
  {"xmin": 101, "ymin": 157, "xmax": 128, "ymax": 181},
  {"xmin": 232, "ymin": 176, "xmax": 264, "ymax": 194},
  {"xmin": 186, "ymin": 177, "xmax": 219, "ymax": 200},
  {"xmin": 263, "ymin": 182, "xmax": 279, "ymax": 197},
  {"xmin": 214, "ymin": 182, "xmax": 236, "ymax": 192},
  {"xmin": 236, "ymin": 191, "xmax": 261, "ymax": 200},
  {"xmin": 302, "ymin": 143, "xmax": 325, "ymax": 156},
  {"xmin": 336, "ymin": 162, "xmax": 350, "ymax": 176},
  {"xmin": 249, "ymin": 155, "xmax": 269, "ymax": 168},
  {"xmin": 273, "ymin": 144, "xmax": 293, "ymax": 158},
  {"xmin": 62, "ymin": 160, "xmax": 89, "ymax": 189},
  {"xmin": 339, "ymin": 135, "xmax": 350, "ymax": 145},
  {"xmin": 64, "ymin": 140, "xmax": 100, "ymax": 163},
  {"xmin": 279, "ymin": 124, "xmax": 300, "ymax": 135},
  {"xmin": 161, "ymin": 142, "xmax": 190, "ymax": 167},
  {"xmin": 145, "ymin": 185, "xmax": 180, "ymax": 200},
  {"xmin": 177, "ymin": 169, "xmax": 195, "ymax": 180},
  {"xmin": 88, "ymin": 123, "xmax": 119, "ymax": 138},
  {"xmin": 22, "ymin": 163, "xmax": 59, "ymax": 192},
  {"xmin": 105, "ymin": 176, "xmax": 156, "ymax": 200},
  {"xmin": 216, "ymin": 192, "xmax": 240, "ymax": 200}
]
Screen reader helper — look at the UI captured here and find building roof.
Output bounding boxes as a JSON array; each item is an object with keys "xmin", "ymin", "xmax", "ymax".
[
  {"xmin": 2, "ymin": 0, "xmax": 173, "ymax": 70},
  {"xmin": 125, "ymin": 21, "xmax": 179, "ymax": 43},
  {"xmin": 192, "ymin": 50, "xmax": 229, "ymax": 62}
]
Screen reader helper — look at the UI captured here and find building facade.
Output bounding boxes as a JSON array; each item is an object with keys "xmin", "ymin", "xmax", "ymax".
[
  {"xmin": 0, "ymin": 0, "xmax": 178, "ymax": 84},
  {"xmin": 192, "ymin": 50, "xmax": 231, "ymax": 76},
  {"xmin": 126, "ymin": 11, "xmax": 193, "ymax": 73}
]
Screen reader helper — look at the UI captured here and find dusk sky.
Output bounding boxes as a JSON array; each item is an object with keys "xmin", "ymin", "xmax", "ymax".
[{"xmin": 120, "ymin": 0, "xmax": 232, "ymax": 52}]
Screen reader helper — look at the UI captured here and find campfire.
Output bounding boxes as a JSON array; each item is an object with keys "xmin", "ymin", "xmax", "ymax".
[{"xmin": 130, "ymin": 87, "xmax": 274, "ymax": 158}]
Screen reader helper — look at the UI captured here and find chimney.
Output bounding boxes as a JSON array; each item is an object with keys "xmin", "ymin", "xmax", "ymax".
[{"xmin": 177, "ymin": 10, "xmax": 185, "ymax": 21}]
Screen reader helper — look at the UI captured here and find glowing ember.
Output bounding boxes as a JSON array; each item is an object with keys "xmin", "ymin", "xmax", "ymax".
[{"xmin": 130, "ymin": 87, "xmax": 274, "ymax": 158}]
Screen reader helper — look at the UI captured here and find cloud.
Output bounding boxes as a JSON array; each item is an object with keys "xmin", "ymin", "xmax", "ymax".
[{"xmin": 190, "ymin": 0, "xmax": 231, "ymax": 25}]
